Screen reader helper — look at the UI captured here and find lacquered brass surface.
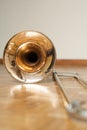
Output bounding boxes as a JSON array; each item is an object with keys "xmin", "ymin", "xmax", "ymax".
[{"xmin": 3, "ymin": 31, "xmax": 56, "ymax": 83}]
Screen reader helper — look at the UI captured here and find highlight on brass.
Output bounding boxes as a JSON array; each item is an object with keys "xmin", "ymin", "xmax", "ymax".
[{"xmin": 3, "ymin": 31, "xmax": 56, "ymax": 83}]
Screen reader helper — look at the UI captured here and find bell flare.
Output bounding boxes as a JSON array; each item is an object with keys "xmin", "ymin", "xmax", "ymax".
[{"xmin": 3, "ymin": 31, "xmax": 56, "ymax": 83}]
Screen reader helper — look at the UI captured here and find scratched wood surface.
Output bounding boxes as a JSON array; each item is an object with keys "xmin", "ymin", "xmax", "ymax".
[{"xmin": 0, "ymin": 62, "xmax": 87, "ymax": 130}]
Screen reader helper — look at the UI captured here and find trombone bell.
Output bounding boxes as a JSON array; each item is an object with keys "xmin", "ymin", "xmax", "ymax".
[{"xmin": 3, "ymin": 31, "xmax": 56, "ymax": 83}]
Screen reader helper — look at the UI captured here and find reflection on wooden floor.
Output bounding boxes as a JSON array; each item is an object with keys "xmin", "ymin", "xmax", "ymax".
[{"xmin": 0, "ymin": 63, "xmax": 87, "ymax": 130}]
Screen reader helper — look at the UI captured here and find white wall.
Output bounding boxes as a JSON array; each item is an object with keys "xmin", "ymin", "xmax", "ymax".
[{"xmin": 0, "ymin": 0, "xmax": 87, "ymax": 59}]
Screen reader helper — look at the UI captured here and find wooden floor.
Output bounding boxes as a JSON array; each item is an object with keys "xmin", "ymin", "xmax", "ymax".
[{"xmin": 0, "ymin": 63, "xmax": 87, "ymax": 130}]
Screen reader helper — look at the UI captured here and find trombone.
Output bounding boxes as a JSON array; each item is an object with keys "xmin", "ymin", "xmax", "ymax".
[{"xmin": 3, "ymin": 30, "xmax": 87, "ymax": 121}]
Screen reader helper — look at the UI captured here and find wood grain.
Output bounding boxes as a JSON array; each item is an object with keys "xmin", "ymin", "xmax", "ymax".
[
  {"xmin": 56, "ymin": 59, "xmax": 87, "ymax": 66},
  {"xmin": 0, "ymin": 63, "xmax": 87, "ymax": 130},
  {"xmin": 0, "ymin": 59, "xmax": 3, "ymax": 64}
]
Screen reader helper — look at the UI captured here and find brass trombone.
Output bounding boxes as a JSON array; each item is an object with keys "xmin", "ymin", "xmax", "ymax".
[{"xmin": 3, "ymin": 30, "xmax": 87, "ymax": 121}]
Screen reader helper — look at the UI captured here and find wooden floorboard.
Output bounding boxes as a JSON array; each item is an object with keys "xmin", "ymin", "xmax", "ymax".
[
  {"xmin": 0, "ymin": 59, "xmax": 3, "ymax": 64},
  {"xmin": 56, "ymin": 59, "xmax": 87, "ymax": 66},
  {"xmin": 0, "ymin": 63, "xmax": 87, "ymax": 130}
]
